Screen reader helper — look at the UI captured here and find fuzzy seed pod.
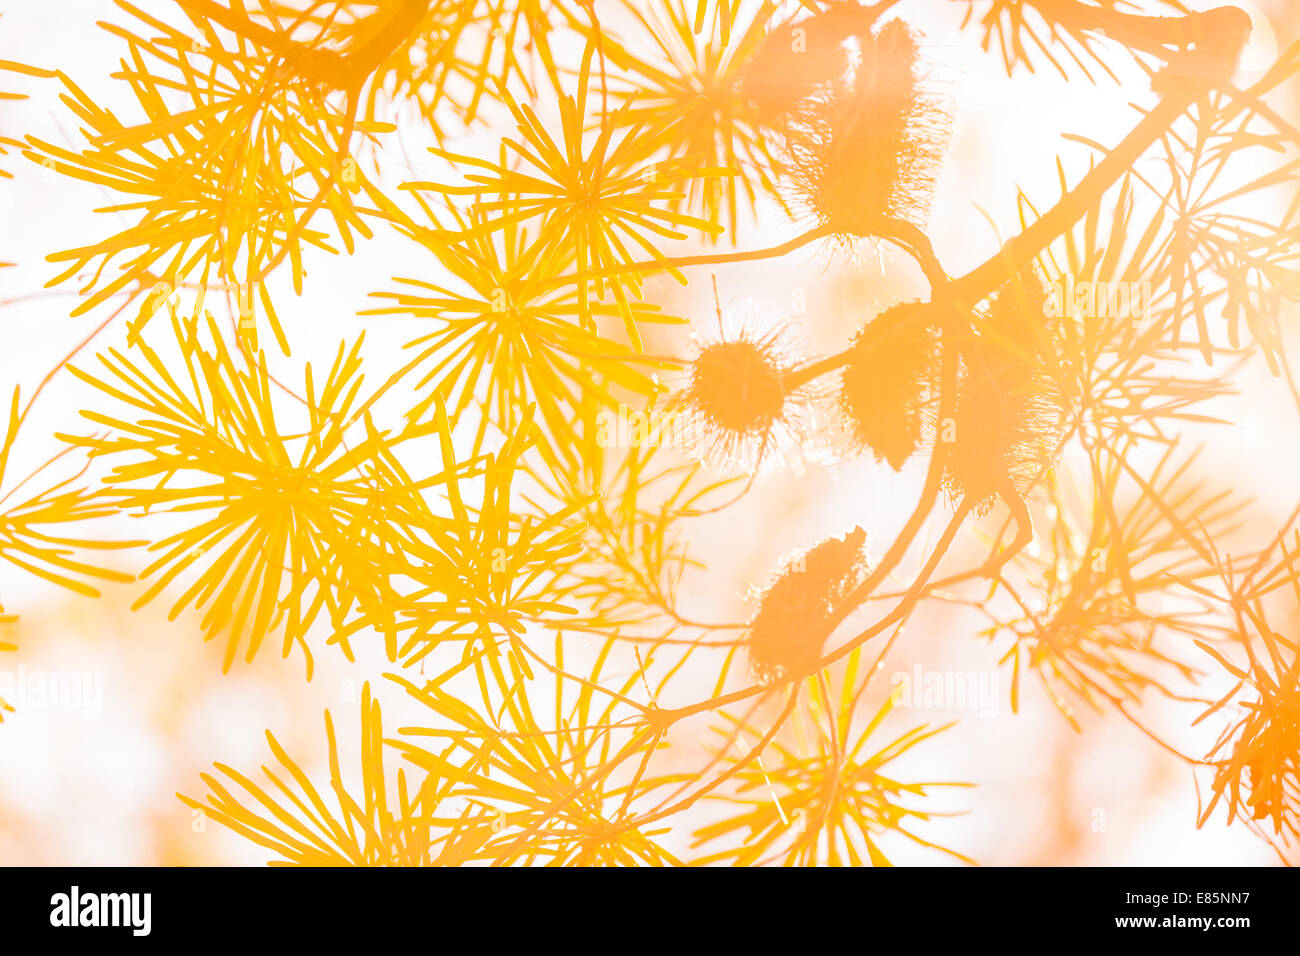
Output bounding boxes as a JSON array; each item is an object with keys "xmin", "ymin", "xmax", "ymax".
[
  {"xmin": 943, "ymin": 271, "xmax": 1068, "ymax": 511},
  {"xmin": 776, "ymin": 18, "xmax": 950, "ymax": 236},
  {"xmin": 689, "ymin": 338, "xmax": 786, "ymax": 433},
  {"xmin": 747, "ymin": 527, "xmax": 870, "ymax": 683},
  {"xmin": 738, "ymin": 2, "xmax": 889, "ymax": 119},
  {"xmin": 674, "ymin": 326, "xmax": 812, "ymax": 467},
  {"xmin": 839, "ymin": 302, "xmax": 938, "ymax": 469}
]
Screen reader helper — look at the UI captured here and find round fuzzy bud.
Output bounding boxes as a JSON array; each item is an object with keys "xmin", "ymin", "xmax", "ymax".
[
  {"xmin": 674, "ymin": 326, "xmax": 814, "ymax": 468},
  {"xmin": 689, "ymin": 338, "xmax": 787, "ymax": 435}
]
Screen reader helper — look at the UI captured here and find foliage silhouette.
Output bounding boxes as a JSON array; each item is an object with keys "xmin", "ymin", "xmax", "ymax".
[{"xmin": 2, "ymin": 0, "xmax": 1299, "ymax": 865}]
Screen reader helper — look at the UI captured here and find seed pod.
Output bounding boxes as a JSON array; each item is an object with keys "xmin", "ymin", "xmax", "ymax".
[
  {"xmin": 779, "ymin": 18, "xmax": 950, "ymax": 236},
  {"xmin": 738, "ymin": 2, "xmax": 889, "ymax": 120},
  {"xmin": 689, "ymin": 337, "xmax": 786, "ymax": 434},
  {"xmin": 675, "ymin": 326, "xmax": 811, "ymax": 467},
  {"xmin": 943, "ymin": 271, "xmax": 1067, "ymax": 511},
  {"xmin": 839, "ymin": 302, "xmax": 938, "ymax": 469},
  {"xmin": 747, "ymin": 527, "xmax": 870, "ymax": 683}
]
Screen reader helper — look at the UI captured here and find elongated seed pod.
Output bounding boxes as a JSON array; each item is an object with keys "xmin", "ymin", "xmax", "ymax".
[
  {"xmin": 747, "ymin": 527, "xmax": 869, "ymax": 682},
  {"xmin": 944, "ymin": 272, "xmax": 1067, "ymax": 511},
  {"xmin": 775, "ymin": 19, "xmax": 951, "ymax": 236},
  {"xmin": 839, "ymin": 302, "xmax": 938, "ymax": 469}
]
